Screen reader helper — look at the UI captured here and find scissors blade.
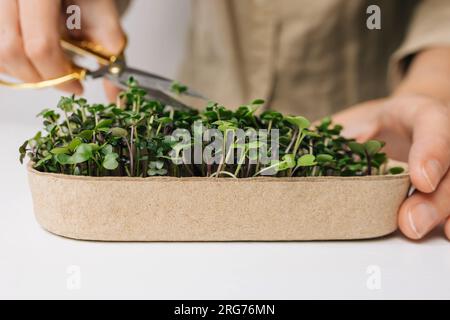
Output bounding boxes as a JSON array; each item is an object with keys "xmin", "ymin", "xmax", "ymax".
[
  {"xmin": 122, "ymin": 67, "xmax": 207, "ymax": 99},
  {"xmin": 104, "ymin": 69, "xmax": 195, "ymax": 111}
]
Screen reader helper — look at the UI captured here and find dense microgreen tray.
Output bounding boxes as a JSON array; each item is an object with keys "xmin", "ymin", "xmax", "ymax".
[{"xmin": 20, "ymin": 79, "xmax": 404, "ymax": 178}]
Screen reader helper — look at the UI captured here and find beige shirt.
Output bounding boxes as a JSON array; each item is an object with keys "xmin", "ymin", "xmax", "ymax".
[{"xmin": 177, "ymin": 0, "xmax": 450, "ymax": 120}]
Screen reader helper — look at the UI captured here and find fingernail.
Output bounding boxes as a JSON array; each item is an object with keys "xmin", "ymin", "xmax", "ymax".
[
  {"xmin": 422, "ymin": 160, "xmax": 443, "ymax": 191},
  {"xmin": 407, "ymin": 203, "xmax": 441, "ymax": 239}
]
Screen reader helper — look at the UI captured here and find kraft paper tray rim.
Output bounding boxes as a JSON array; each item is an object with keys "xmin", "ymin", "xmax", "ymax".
[{"xmin": 27, "ymin": 161, "xmax": 409, "ymax": 183}]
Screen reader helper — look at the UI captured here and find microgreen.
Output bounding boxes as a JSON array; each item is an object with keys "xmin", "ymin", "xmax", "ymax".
[
  {"xmin": 170, "ymin": 81, "xmax": 188, "ymax": 95},
  {"xmin": 19, "ymin": 81, "xmax": 402, "ymax": 178}
]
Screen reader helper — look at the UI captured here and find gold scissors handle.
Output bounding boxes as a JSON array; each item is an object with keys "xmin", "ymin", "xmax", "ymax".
[{"xmin": 0, "ymin": 38, "xmax": 126, "ymax": 89}]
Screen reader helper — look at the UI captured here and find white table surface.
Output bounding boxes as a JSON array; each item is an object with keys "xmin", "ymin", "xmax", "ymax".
[
  {"xmin": 3, "ymin": 0, "xmax": 445, "ymax": 301},
  {"xmin": 0, "ymin": 106, "xmax": 449, "ymax": 300}
]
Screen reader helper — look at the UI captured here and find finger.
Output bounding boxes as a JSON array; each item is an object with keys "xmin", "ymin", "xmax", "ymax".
[
  {"xmin": 332, "ymin": 100, "xmax": 383, "ymax": 141},
  {"xmin": 72, "ymin": 0, "xmax": 126, "ymax": 54},
  {"xmin": 103, "ymin": 79, "xmax": 122, "ymax": 102},
  {"xmin": 398, "ymin": 169, "xmax": 450, "ymax": 239},
  {"xmin": 406, "ymin": 101, "xmax": 450, "ymax": 193},
  {"xmin": 69, "ymin": 0, "xmax": 125, "ymax": 100},
  {"xmin": 18, "ymin": 0, "xmax": 83, "ymax": 94},
  {"xmin": 0, "ymin": 0, "xmax": 41, "ymax": 82}
]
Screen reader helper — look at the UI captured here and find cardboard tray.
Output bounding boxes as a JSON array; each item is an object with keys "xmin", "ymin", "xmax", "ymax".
[
  {"xmin": 27, "ymin": 162, "xmax": 410, "ymax": 241},
  {"xmin": 28, "ymin": 164, "xmax": 410, "ymax": 241}
]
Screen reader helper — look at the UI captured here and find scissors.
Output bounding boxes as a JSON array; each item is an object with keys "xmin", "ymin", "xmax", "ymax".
[{"xmin": 0, "ymin": 38, "xmax": 207, "ymax": 111}]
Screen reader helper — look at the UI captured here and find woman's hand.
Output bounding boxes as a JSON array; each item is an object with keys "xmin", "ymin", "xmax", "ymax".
[
  {"xmin": 333, "ymin": 94, "xmax": 450, "ymax": 240},
  {"xmin": 0, "ymin": 0, "xmax": 125, "ymax": 98}
]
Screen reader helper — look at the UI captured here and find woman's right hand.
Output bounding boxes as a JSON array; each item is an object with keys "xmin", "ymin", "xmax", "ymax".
[{"xmin": 0, "ymin": 0, "xmax": 125, "ymax": 98}]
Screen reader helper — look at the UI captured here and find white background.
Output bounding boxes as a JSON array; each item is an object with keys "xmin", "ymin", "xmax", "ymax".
[{"xmin": 0, "ymin": 0, "xmax": 449, "ymax": 300}]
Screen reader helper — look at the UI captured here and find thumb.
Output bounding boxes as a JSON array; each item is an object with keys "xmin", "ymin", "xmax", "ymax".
[
  {"xmin": 70, "ymin": 0, "xmax": 126, "ymax": 54},
  {"xmin": 88, "ymin": 23, "xmax": 125, "ymax": 102}
]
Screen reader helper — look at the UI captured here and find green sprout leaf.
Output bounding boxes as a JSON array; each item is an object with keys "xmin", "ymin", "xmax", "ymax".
[
  {"xmin": 68, "ymin": 138, "xmax": 82, "ymax": 152},
  {"xmin": 364, "ymin": 140, "xmax": 383, "ymax": 156},
  {"xmin": 57, "ymin": 96, "xmax": 74, "ymax": 112},
  {"xmin": 109, "ymin": 127, "xmax": 128, "ymax": 138},
  {"xmin": 77, "ymin": 130, "xmax": 94, "ymax": 140},
  {"xmin": 389, "ymin": 167, "xmax": 405, "ymax": 175},
  {"xmin": 69, "ymin": 144, "xmax": 93, "ymax": 164},
  {"xmin": 148, "ymin": 160, "xmax": 167, "ymax": 176},
  {"xmin": 19, "ymin": 140, "xmax": 28, "ymax": 164},
  {"xmin": 50, "ymin": 147, "xmax": 70, "ymax": 155},
  {"xmin": 251, "ymin": 99, "xmax": 265, "ymax": 105},
  {"xmin": 34, "ymin": 154, "xmax": 52, "ymax": 168},
  {"xmin": 157, "ymin": 117, "xmax": 173, "ymax": 125},
  {"xmin": 348, "ymin": 142, "xmax": 365, "ymax": 155},
  {"xmin": 285, "ymin": 116, "xmax": 310, "ymax": 130},
  {"xmin": 101, "ymin": 144, "xmax": 114, "ymax": 155},
  {"xmin": 297, "ymin": 154, "xmax": 317, "ymax": 167},
  {"xmin": 55, "ymin": 154, "xmax": 71, "ymax": 165},
  {"xmin": 102, "ymin": 153, "xmax": 119, "ymax": 170},
  {"xmin": 170, "ymin": 81, "xmax": 188, "ymax": 95},
  {"xmin": 279, "ymin": 154, "xmax": 296, "ymax": 170},
  {"xmin": 213, "ymin": 120, "xmax": 238, "ymax": 132},
  {"xmin": 96, "ymin": 119, "xmax": 113, "ymax": 129},
  {"xmin": 316, "ymin": 154, "xmax": 333, "ymax": 163}
]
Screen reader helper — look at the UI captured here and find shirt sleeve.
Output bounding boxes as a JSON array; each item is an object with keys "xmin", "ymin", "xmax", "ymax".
[{"xmin": 389, "ymin": 0, "xmax": 450, "ymax": 87}]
